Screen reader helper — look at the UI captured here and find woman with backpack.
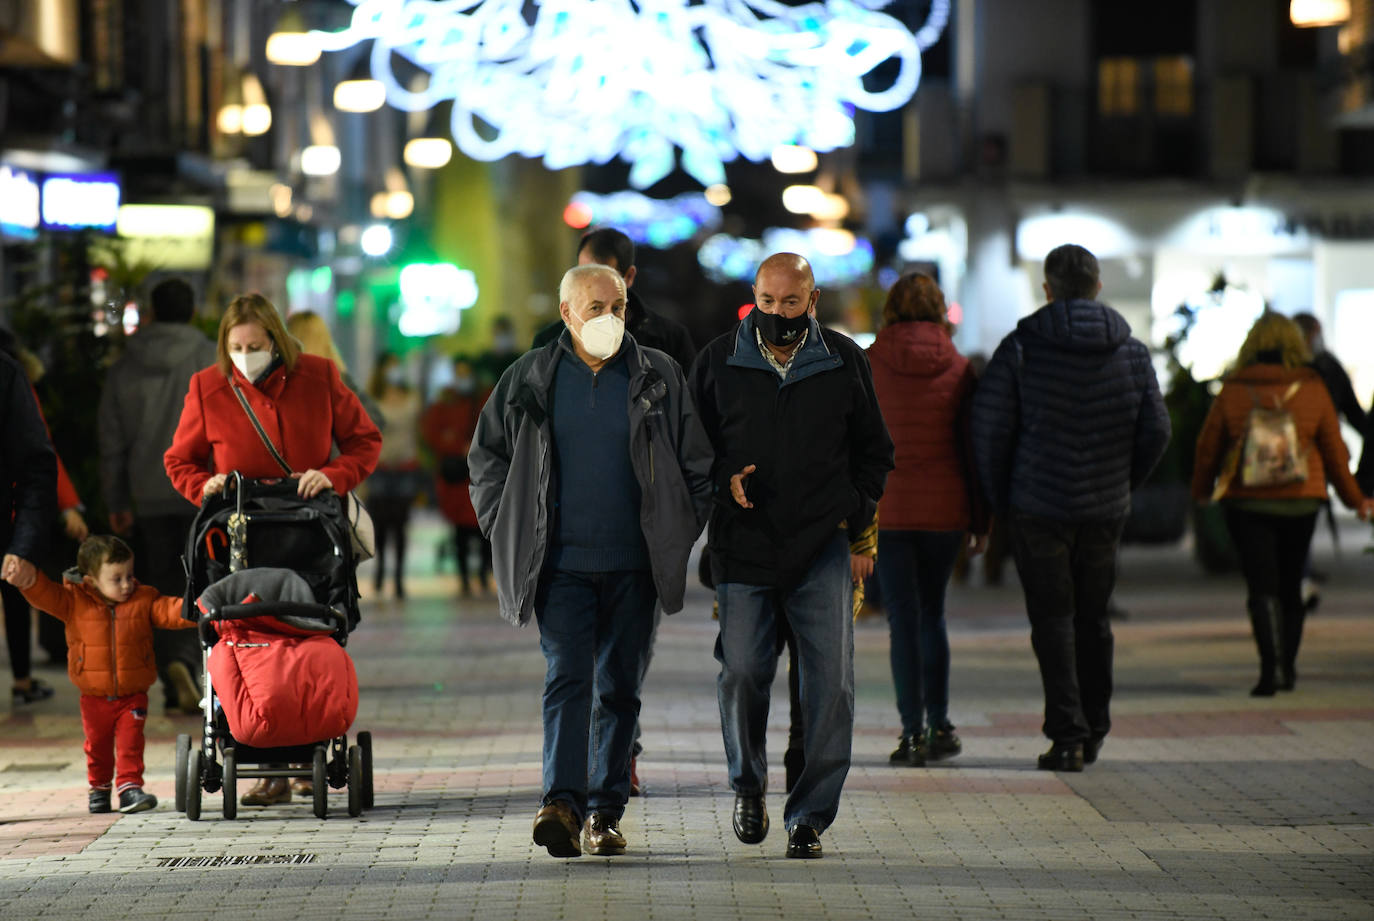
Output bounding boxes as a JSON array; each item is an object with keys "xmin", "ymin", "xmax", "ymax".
[{"xmin": 1191, "ymin": 312, "xmax": 1374, "ymax": 697}]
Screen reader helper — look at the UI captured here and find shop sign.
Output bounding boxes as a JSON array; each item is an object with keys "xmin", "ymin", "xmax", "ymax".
[
  {"xmin": 0, "ymin": 165, "xmax": 40, "ymax": 240},
  {"xmin": 41, "ymin": 173, "xmax": 120, "ymax": 231},
  {"xmin": 115, "ymin": 205, "xmax": 215, "ymax": 270}
]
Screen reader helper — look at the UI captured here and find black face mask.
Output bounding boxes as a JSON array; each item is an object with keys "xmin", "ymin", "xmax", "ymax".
[{"xmin": 753, "ymin": 308, "xmax": 809, "ymax": 347}]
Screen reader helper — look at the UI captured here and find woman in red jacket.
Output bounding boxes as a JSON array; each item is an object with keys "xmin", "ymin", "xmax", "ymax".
[
  {"xmin": 868, "ymin": 273, "xmax": 988, "ymax": 767},
  {"xmin": 1191, "ymin": 312, "xmax": 1373, "ymax": 697},
  {"xmin": 163, "ymin": 292, "xmax": 381, "ymax": 804}
]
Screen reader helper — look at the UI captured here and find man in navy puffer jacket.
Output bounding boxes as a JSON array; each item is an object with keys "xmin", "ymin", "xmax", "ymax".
[{"xmin": 971, "ymin": 243, "xmax": 1169, "ymax": 772}]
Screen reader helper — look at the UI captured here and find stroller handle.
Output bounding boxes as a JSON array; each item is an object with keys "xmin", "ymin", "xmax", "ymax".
[{"xmin": 197, "ymin": 601, "xmax": 350, "ymax": 646}]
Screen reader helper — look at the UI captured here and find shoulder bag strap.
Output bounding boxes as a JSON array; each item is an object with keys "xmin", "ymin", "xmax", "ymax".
[{"xmin": 230, "ymin": 383, "xmax": 293, "ymax": 476}]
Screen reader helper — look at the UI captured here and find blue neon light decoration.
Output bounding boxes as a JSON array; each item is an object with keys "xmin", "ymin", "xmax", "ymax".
[
  {"xmin": 314, "ymin": 0, "xmax": 949, "ymax": 189},
  {"xmin": 566, "ymin": 191, "xmax": 722, "ymax": 248},
  {"xmin": 698, "ymin": 228, "xmax": 874, "ymax": 286}
]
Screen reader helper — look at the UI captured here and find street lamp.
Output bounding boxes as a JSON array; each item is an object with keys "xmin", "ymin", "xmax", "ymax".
[{"xmin": 1290, "ymin": 0, "xmax": 1351, "ymax": 27}]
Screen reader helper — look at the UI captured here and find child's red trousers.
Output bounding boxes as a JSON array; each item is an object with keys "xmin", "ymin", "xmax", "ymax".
[{"xmin": 79, "ymin": 693, "xmax": 148, "ymax": 793}]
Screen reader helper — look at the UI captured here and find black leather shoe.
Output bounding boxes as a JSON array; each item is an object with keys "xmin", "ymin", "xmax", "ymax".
[
  {"xmin": 785, "ymin": 824, "xmax": 822, "ymax": 859},
  {"xmin": 888, "ymin": 734, "xmax": 927, "ymax": 767},
  {"xmin": 88, "ymin": 789, "xmax": 112, "ymax": 814},
  {"xmin": 1036, "ymin": 743, "xmax": 1084, "ymax": 772},
  {"xmin": 1083, "ymin": 736, "xmax": 1104, "ymax": 765},
  {"xmin": 732, "ymin": 794, "xmax": 768, "ymax": 844}
]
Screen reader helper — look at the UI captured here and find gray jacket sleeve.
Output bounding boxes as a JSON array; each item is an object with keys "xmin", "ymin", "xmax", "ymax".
[
  {"xmin": 467, "ymin": 362, "xmax": 521, "ymax": 538},
  {"xmin": 667, "ymin": 357, "xmax": 714, "ymax": 532}
]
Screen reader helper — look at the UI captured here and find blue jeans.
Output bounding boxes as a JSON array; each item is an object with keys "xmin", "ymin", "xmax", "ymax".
[
  {"xmin": 715, "ymin": 532, "xmax": 853, "ymax": 834},
  {"xmin": 535, "ymin": 569, "xmax": 658, "ymax": 822},
  {"xmin": 876, "ymin": 530, "xmax": 964, "ymax": 737}
]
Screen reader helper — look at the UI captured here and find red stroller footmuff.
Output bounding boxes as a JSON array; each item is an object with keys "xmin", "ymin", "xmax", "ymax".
[{"xmin": 200, "ymin": 568, "xmax": 358, "ymax": 749}]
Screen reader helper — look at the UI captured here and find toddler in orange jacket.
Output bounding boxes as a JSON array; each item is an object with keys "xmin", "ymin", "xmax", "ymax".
[{"xmin": 16, "ymin": 535, "xmax": 193, "ymax": 814}]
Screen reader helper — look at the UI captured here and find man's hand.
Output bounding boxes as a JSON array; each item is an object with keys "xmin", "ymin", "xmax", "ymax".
[
  {"xmin": 109, "ymin": 510, "xmax": 135, "ymax": 535},
  {"xmin": 1, "ymin": 554, "xmax": 37, "ymax": 589},
  {"xmin": 295, "ymin": 469, "xmax": 334, "ymax": 499},
  {"xmin": 850, "ymin": 553, "xmax": 874, "ymax": 585},
  {"xmin": 202, "ymin": 474, "xmax": 228, "ymax": 499},
  {"xmin": 62, "ymin": 508, "xmax": 89, "ymax": 542},
  {"xmin": 729, "ymin": 464, "xmax": 756, "ymax": 509}
]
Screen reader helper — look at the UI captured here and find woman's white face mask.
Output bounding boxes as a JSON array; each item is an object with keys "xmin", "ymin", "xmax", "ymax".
[{"xmin": 231, "ymin": 351, "xmax": 274, "ymax": 380}]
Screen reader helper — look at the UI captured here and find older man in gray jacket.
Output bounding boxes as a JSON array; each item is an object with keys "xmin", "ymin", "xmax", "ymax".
[
  {"xmin": 469, "ymin": 264, "xmax": 712, "ymax": 859},
  {"xmin": 98, "ymin": 278, "xmax": 217, "ymax": 714}
]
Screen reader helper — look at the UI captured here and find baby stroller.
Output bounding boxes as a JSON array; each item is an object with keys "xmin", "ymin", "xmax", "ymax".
[{"xmin": 173, "ymin": 472, "xmax": 373, "ymax": 820}]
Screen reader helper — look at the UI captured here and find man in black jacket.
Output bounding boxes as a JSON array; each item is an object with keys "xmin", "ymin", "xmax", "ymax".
[
  {"xmin": 0, "ymin": 348, "xmax": 59, "ymax": 678},
  {"xmin": 971, "ymin": 243, "xmax": 1169, "ymax": 773},
  {"xmin": 532, "ymin": 227, "xmax": 696, "ymax": 372},
  {"xmin": 688, "ymin": 253, "xmax": 893, "ymax": 859}
]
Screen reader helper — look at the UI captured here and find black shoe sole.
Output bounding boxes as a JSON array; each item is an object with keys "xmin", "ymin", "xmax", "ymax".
[{"xmin": 533, "ymin": 816, "xmax": 582, "ymax": 858}]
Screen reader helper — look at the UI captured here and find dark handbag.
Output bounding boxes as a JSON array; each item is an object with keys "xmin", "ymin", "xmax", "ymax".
[
  {"xmin": 438, "ymin": 454, "xmax": 469, "ymax": 485},
  {"xmin": 229, "ymin": 384, "xmax": 375, "ymax": 561}
]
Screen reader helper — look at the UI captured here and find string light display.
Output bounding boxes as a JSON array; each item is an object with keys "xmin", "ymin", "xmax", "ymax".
[{"xmin": 314, "ymin": 0, "xmax": 949, "ymax": 188}]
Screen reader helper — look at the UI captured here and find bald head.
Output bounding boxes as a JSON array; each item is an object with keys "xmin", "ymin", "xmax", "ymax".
[{"xmin": 755, "ymin": 253, "xmax": 815, "ymax": 290}]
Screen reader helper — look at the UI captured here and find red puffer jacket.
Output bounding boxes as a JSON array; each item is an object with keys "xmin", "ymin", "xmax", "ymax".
[
  {"xmin": 869, "ymin": 321, "xmax": 986, "ymax": 533},
  {"xmin": 164, "ymin": 353, "xmax": 382, "ymax": 505}
]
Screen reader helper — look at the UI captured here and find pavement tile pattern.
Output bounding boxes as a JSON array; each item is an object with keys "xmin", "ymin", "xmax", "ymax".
[{"xmin": 1, "ymin": 514, "xmax": 1371, "ymax": 920}]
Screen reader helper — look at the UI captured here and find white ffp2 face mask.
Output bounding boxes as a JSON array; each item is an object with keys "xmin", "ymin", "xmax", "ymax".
[
  {"xmin": 576, "ymin": 313, "xmax": 625, "ymax": 360},
  {"xmin": 231, "ymin": 350, "xmax": 273, "ymax": 381}
]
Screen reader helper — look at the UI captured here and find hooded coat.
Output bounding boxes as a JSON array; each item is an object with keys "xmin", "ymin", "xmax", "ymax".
[
  {"xmin": 99, "ymin": 321, "xmax": 218, "ymax": 518},
  {"xmin": 20, "ymin": 568, "xmax": 189, "ymax": 698},
  {"xmin": 970, "ymin": 299, "xmax": 1170, "ymax": 523},
  {"xmin": 868, "ymin": 320, "xmax": 984, "ymax": 533}
]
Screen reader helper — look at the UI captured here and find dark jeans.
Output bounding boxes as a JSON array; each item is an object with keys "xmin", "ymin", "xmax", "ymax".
[
  {"xmin": 137, "ymin": 514, "xmax": 201, "ymax": 706},
  {"xmin": 876, "ymin": 530, "xmax": 964, "ymax": 736},
  {"xmin": 1007, "ymin": 511, "xmax": 1125, "ymax": 746},
  {"xmin": 534, "ymin": 568, "xmax": 657, "ymax": 823},
  {"xmin": 1222, "ymin": 505, "xmax": 1318, "ymax": 670},
  {"xmin": 370, "ymin": 495, "xmax": 414, "ymax": 589}
]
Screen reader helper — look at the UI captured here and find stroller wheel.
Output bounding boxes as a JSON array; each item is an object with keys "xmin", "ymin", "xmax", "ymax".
[
  {"xmin": 357, "ymin": 731, "xmax": 374, "ymax": 809},
  {"xmin": 347, "ymin": 745, "xmax": 362, "ymax": 817},
  {"xmin": 185, "ymin": 749, "xmax": 204, "ymax": 821},
  {"xmin": 312, "ymin": 747, "xmax": 328, "ymax": 819},
  {"xmin": 222, "ymin": 748, "xmax": 237, "ymax": 820},
  {"xmin": 174, "ymin": 734, "xmax": 191, "ymax": 812}
]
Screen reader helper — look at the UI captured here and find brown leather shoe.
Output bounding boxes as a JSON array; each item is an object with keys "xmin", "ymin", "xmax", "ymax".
[
  {"xmin": 240, "ymin": 777, "xmax": 292, "ymax": 806},
  {"xmin": 291, "ymin": 778, "xmax": 313, "ymax": 797},
  {"xmin": 581, "ymin": 813, "xmax": 627, "ymax": 856},
  {"xmin": 532, "ymin": 802, "xmax": 581, "ymax": 858}
]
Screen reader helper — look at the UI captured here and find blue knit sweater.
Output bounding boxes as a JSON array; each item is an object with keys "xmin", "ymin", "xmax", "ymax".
[{"xmin": 549, "ymin": 350, "xmax": 649, "ymax": 572}]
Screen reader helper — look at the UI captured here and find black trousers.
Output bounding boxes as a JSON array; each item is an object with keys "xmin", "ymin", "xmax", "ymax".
[
  {"xmin": 1008, "ymin": 511, "xmax": 1125, "ymax": 746},
  {"xmin": 136, "ymin": 513, "xmax": 201, "ymax": 705},
  {"xmin": 1, "ymin": 580, "xmax": 33, "ymax": 682},
  {"xmin": 1222, "ymin": 505, "xmax": 1318, "ymax": 671}
]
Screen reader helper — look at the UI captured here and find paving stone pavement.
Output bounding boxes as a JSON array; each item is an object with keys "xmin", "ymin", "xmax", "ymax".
[{"xmin": 1, "ymin": 513, "xmax": 1371, "ymax": 920}]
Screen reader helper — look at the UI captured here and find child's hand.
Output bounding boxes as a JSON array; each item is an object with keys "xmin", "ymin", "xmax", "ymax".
[{"xmin": 1, "ymin": 554, "xmax": 37, "ymax": 589}]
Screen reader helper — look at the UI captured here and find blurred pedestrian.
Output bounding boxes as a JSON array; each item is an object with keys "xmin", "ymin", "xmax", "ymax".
[
  {"xmin": 420, "ymin": 355, "xmax": 492, "ymax": 595},
  {"xmin": 286, "ymin": 311, "xmax": 384, "ymax": 431},
  {"xmin": 971, "ymin": 244, "xmax": 1170, "ymax": 772},
  {"xmin": 469, "ymin": 265, "xmax": 712, "ymax": 858},
  {"xmin": 867, "ymin": 272, "xmax": 988, "ymax": 768},
  {"xmin": 1292, "ymin": 313, "xmax": 1367, "ymax": 432},
  {"xmin": 164, "ymin": 292, "xmax": 380, "ymax": 806},
  {"xmin": 97, "ymin": 278, "xmax": 215, "ymax": 714},
  {"xmin": 366, "ymin": 352, "xmax": 423, "ymax": 599},
  {"xmin": 688, "ymin": 252, "xmax": 893, "ymax": 859},
  {"xmin": 0, "ymin": 344, "xmax": 58, "ymax": 704},
  {"xmin": 1191, "ymin": 312, "xmax": 1373, "ymax": 697}
]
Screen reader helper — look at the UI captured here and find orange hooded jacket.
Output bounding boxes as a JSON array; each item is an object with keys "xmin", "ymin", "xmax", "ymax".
[{"xmin": 20, "ymin": 570, "xmax": 192, "ymax": 698}]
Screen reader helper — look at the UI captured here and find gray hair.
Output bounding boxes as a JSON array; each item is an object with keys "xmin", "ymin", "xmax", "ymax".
[{"xmin": 558, "ymin": 264, "xmax": 625, "ymax": 307}]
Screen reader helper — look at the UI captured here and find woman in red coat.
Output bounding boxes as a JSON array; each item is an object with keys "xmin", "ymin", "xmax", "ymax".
[
  {"xmin": 163, "ymin": 292, "xmax": 381, "ymax": 806},
  {"xmin": 867, "ymin": 272, "xmax": 988, "ymax": 768},
  {"xmin": 419, "ymin": 356, "xmax": 492, "ymax": 595}
]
